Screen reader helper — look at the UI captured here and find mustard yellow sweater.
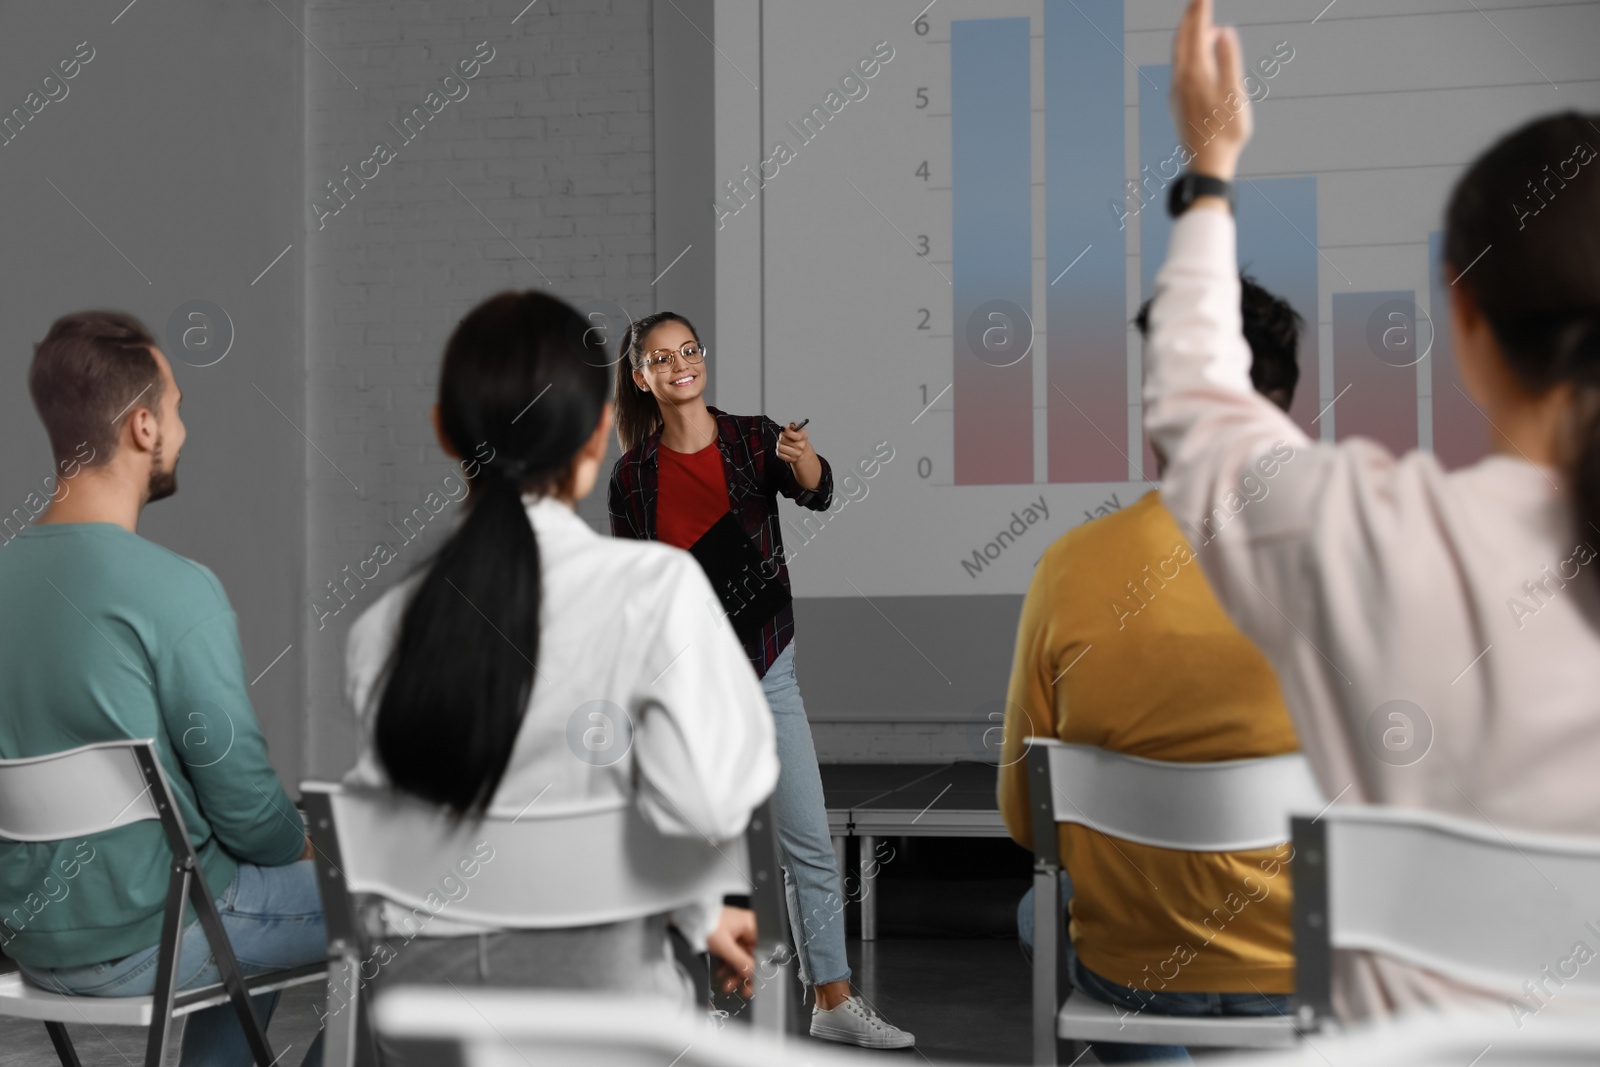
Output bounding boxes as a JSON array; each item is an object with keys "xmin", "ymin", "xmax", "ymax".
[{"xmin": 997, "ymin": 491, "xmax": 1299, "ymax": 993}]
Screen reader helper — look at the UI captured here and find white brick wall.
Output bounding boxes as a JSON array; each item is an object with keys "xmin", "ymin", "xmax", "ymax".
[{"xmin": 303, "ymin": 0, "xmax": 653, "ymax": 775}]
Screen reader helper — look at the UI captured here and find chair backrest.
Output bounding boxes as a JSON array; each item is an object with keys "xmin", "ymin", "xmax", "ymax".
[
  {"xmin": 1294, "ymin": 807, "xmax": 1600, "ymax": 1022},
  {"xmin": 300, "ymin": 782, "xmax": 750, "ymax": 929},
  {"xmin": 0, "ymin": 740, "xmax": 163, "ymax": 842},
  {"xmin": 1028, "ymin": 738, "xmax": 1324, "ymax": 852},
  {"xmin": 370, "ymin": 987, "xmax": 875, "ymax": 1067},
  {"xmin": 1195, "ymin": 1010, "xmax": 1600, "ymax": 1067}
]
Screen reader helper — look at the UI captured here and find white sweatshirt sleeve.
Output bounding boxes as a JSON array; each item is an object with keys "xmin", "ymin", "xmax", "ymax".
[
  {"xmin": 1143, "ymin": 208, "xmax": 1322, "ymax": 595},
  {"xmin": 1142, "ymin": 208, "xmax": 1469, "ymax": 801},
  {"xmin": 627, "ymin": 552, "xmax": 780, "ymax": 844}
]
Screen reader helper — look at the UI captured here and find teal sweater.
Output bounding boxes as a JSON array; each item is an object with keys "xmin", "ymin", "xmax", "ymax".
[{"xmin": 0, "ymin": 523, "xmax": 305, "ymax": 968}]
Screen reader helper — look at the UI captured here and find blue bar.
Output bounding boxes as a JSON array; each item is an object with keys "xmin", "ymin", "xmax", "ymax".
[
  {"xmin": 1045, "ymin": 0, "xmax": 1127, "ymax": 483},
  {"xmin": 1333, "ymin": 290, "xmax": 1418, "ymax": 454},
  {"xmin": 1137, "ymin": 64, "xmax": 1176, "ymax": 305},
  {"xmin": 1237, "ymin": 176, "xmax": 1320, "ymax": 435},
  {"xmin": 952, "ymin": 17, "xmax": 1033, "ymax": 485},
  {"xmin": 1429, "ymin": 230, "xmax": 1486, "ymax": 468}
]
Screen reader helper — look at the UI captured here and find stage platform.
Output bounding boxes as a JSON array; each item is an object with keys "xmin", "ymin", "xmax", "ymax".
[{"xmin": 819, "ymin": 762, "xmax": 1009, "ymax": 940}]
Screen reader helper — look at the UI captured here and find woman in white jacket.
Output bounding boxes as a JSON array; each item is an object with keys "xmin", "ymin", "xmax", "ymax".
[
  {"xmin": 343, "ymin": 290, "xmax": 778, "ymax": 1008},
  {"xmin": 1154, "ymin": 0, "xmax": 1600, "ymax": 1020}
]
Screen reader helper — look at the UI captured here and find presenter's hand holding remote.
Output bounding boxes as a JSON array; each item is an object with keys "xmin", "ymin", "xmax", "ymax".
[
  {"xmin": 1172, "ymin": 0, "xmax": 1252, "ymax": 186},
  {"xmin": 777, "ymin": 419, "xmax": 822, "ymax": 491}
]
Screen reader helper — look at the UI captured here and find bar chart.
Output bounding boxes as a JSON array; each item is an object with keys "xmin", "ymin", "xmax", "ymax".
[
  {"xmin": 756, "ymin": 0, "xmax": 1595, "ymax": 597},
  {"xmin": 952, "ymin": 8, "xmax": 1474, "ymax": 485}
]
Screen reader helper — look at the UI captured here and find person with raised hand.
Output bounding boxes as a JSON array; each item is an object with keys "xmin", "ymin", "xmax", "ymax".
[{"xmin": 1148, "ymin": 0, "xmax": 1600, "ymax": 1021}]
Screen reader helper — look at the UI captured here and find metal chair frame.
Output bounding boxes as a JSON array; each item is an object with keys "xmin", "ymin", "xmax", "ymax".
[
  {"xmin": 1025, "ymin": 738, "xmax": 1323, "ymax": 1064},
  {"xmin": 1290, "ymin": 806, "xmax": 1600, "ymax": 1032},
  {"xmin": 0, "ymin": 739, "xmax": 322, "ymax": 1067}
]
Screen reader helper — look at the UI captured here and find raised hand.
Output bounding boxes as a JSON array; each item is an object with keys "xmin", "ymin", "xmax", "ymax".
[{"xmin": 1172, "ymin": 0, "xmax": 1253, "ymax": 182}]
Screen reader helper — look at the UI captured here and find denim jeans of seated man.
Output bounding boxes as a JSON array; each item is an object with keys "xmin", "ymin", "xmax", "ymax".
[
  {"xmin": 1017, "ymin": 875, "xmax": 1291, "ymax": 1064},
  {"xmin": 19, "ymin": 860, "xmax": 327, "ymax": 1067}
]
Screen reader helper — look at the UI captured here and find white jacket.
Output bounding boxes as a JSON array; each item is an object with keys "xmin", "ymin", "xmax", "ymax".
[{"xmin": 344, "ymin": 494, "xmax": 779, "ymax": 949}]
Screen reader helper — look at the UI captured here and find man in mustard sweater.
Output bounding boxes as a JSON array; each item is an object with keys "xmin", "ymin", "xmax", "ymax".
[
  {"xmin": 1, "ymin": 312, "xmax": 326, "ymax": 1066},
  {"xmin": 998, "ymin": 276, "xmax": 1302, "ymax": 1062}
]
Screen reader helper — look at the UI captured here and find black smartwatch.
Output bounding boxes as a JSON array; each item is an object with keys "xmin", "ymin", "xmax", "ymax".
[{"xmin": 1167, "ymin": 172, "xmax": 1235, "ymax": 218}]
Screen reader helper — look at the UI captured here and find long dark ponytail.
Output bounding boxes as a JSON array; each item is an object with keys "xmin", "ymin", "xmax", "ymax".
[
  {"xmin": 613, "ymin": 311, "xmax": 700, "ymax": 453},
  {"xmin": 375, "ymin": 291, "xmax": 609, "ymax": 815},
  {"xmin": 1444, "ymin": 111, "xmax": 1600, "ymax": 578}
]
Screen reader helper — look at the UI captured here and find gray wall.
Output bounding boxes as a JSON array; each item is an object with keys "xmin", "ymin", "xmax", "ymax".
[
  {"xmin": 796, "ymin": 596, "xmax": 1024, "ymax": 764},
  {"xmin": 303, "ymin": 0, "xmax": 656, "ymax": 776},
  {"xmin": 651, "ymin": 0, "xmax": 716, "ymax": 402},
  {"xmin": 0, "ymin": 0, "xmax": 1005, "ymax": 781},
  {"xmin": 0, "ymin": 2, "xmax": 307, "ymax": 783}
]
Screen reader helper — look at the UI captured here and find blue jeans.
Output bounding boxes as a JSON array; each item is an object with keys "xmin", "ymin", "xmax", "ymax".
[
  {"xmin": 1018, "ymin": 878, "xmax": 1291, "ymax": 1063},
  {"xmin": 20, "ymin": 860, "xmax": 326, "ymax": 1067},
  {"xmin": 763, "ymin": 640, "xmax": 851, "ymax": 988}
]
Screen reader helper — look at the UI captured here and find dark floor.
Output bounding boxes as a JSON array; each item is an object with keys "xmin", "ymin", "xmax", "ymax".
[
  {"xmin": 1, "ymin": 934, "xmax": 1042, "ymax": 1066},
  {"xmin": 846, "ymin": 937, "xmax": 1034, "ymax": 1065}
]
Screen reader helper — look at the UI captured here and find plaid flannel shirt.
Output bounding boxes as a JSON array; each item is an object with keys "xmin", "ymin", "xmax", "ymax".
[{"xmin": 607, "ymin": 406, "xmax": 833, "ymax": 679}]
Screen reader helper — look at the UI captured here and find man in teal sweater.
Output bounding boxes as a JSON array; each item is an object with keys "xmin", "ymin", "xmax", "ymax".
[{"xmin": 0, "ymin": 311, "xmax": 325, "ymax": 1066}]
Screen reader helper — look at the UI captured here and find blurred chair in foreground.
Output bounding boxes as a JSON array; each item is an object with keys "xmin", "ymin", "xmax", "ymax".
[{"xmin": 301, "ymin": 783, "xmax": 801, "ymax": 1067}]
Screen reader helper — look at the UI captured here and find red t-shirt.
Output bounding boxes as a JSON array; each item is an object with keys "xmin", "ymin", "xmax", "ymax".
[{"xmin": 656, "ymin": 441, "xmax": 730, "ymax": 549}]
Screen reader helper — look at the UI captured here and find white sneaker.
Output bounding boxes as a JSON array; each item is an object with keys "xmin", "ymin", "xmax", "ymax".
[{"xmin": 809, "ymin": 995, "xmax": 915, "ymax": 1049}]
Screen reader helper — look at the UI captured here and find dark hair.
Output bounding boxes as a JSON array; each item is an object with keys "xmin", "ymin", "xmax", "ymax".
[
  {"xmin": 613, "ymin": 311, "xmax": 699, "ymax": 453},
  {"xmin": 1444, "ymin": 110, "xmax": 1600, "ymax": 574},
  {"xmin": 29, "ymin": 310, "xmax": 162, "ymax": 464},
  {"xmin": 375, "ymin": 291, "xmax": 608, "ymax": 815},
  {"xmin": 1135, "ymin": 274, "xmax": 1301, "ymax": 413}
]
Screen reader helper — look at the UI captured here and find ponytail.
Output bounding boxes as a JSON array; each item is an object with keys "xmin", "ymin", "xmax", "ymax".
[
  {"xmin": 375, "ymin": 291, "xmax": 606, "ymax": 815},
  {"xmin": 1559, "ymin": 318, "xmax": 1600, "ymax": 554},
  {"xmin": 1487, "ymin": 311, "xmax": 1600, "ymax": 550},
  {"xmin": 375, "ymin": 464, "xmax": 541, "ymax": 814}
]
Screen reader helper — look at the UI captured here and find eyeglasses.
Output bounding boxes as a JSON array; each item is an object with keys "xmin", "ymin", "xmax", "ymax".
[{"xmin": 638, "ymin": 344, "xmax": 708, "ymax": 371}]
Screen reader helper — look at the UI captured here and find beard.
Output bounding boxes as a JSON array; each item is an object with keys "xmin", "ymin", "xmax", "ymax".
[{"xmin": 147, "ymin": 436, "xmax": 179, "ymax": 503}]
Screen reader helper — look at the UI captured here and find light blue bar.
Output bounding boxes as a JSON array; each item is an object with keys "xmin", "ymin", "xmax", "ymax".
[
  {"xmin": 952, "ymin": 17, "xmax": 1033, "ymax": 485},
  {"xmin": 1237, "ymin": 176, "xmax": 1319, "ymax": 433},
  {"xmin": 1045, "ymin": 0, "xmax": 1127, "ymax": 483},
  {"xmin": 1137, "ymin": 63, "xmax": 1176, "ymax": 303}
]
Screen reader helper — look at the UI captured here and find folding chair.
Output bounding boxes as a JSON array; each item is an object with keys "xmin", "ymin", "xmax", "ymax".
[
  {"xmin": 1187, "ymin": 1011, "xmax": 1600, "ymax": 1067},
  {"xmin": 1024, "ymin": 738, "xmax": 1324, "ymax": 1064},
  {"xmin": 0, "ymin": 739, "xmax": 324, "ymax": 1067},
  {"xmin": 1292, "ymin": 805, "xmax": 1600, "ymax": 1031},
  {"xmin": 740, "ymin": 798, "xmax": 806, "ymax": 1036},
  {"xmin": 300, "ymin": 782, "xmax": 800, "ymax": 1067}
]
